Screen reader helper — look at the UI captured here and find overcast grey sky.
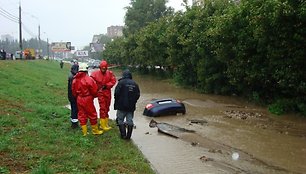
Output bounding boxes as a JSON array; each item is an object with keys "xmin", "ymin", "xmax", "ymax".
[{"xmin": 0, "ymin": 0, "xmax": 192, "ymax": 49}]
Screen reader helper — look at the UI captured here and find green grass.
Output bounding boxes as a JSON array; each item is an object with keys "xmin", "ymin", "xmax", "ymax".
[{"xmin": 0, "ymin": 60, "xmax": 154, "ymax": 174}]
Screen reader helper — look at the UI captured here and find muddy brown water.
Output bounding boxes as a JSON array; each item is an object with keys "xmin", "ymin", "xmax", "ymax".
[{"xmin": 97, "ymin": 70, "xmax": 306, "ymax": 174}]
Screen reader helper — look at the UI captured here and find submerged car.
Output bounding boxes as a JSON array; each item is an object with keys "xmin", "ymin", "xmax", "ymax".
[{"xmin": 143, "ymin": 98, "xmax": 186, "ymax": 117}]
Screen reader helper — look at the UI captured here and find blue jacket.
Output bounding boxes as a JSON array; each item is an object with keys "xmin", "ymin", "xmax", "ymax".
[{"xmin": 114, "ymin": 70, "xmax": 140, "ymax": 112}]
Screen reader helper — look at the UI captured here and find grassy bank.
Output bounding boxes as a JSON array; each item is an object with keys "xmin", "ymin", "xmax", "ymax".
[{"xmin": 0, "ymin": 60, "xmax": 154, "ymax": 174}]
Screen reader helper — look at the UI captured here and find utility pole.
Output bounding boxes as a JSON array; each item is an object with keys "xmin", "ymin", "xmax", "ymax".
[
  {"xmin": 19, "ymin": 2, "xmax": 23, "ymax": 59},
  {"xmin": 47, "ymin": 38, "xmax": 49, "ymax": 60},
  {"xmin": 38, "ymin": 25, "xmax": 41, "ymax": 58}
]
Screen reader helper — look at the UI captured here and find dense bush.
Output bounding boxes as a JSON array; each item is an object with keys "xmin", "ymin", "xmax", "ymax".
[{"xmin": 104, "ymin": 0, "xmax": 306, "ymax": 115}]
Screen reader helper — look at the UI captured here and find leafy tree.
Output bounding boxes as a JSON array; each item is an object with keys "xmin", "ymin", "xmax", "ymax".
[
  {"xmin": 106, "ymin": 0, "xmax": 174, "ymax": 67},
  {"xmin": 124, "ymin": 0, "xmax": 173, "ymax": 35},
  {"xmin": 164, "ymin": 8, "xmax": 201, "ymax": 87},
  {"xmin": 103, "ymin": 37, "xmax": 127, "ymax": 64},
  {"xmin": 134, "ymin": 17, "xmax": 169, "ymax": 68},
  {"xmin": 97, "ymin": 34, "xmax": 112, "ymax": 46},
  {"xmin": 103, "ymin": 0, "xmax": 306, "ymax": 115}
]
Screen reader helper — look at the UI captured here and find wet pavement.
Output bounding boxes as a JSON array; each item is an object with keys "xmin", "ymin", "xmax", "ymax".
[{"xmin": 90, "ymin": 69, "xmax": 306, "ymax": 174}]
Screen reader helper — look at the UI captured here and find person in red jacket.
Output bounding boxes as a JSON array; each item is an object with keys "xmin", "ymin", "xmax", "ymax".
[
  {"xmin": 90, "ymin": 60, "xmax": 116, "ymax": 131},
  {"xmin": 72, "ymin": 63, "xmax": 103, "ymax": 136}
]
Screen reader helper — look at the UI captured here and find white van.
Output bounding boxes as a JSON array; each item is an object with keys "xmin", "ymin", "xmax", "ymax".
[{"xmin": 15, "ymin": 51, "xmax": 22, "ymax": 60}]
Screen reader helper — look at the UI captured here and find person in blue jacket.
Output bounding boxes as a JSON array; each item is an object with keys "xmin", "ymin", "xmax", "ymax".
[{"xmin": 114, "ymin": 69, "xmax": 140, "ymax": 139}]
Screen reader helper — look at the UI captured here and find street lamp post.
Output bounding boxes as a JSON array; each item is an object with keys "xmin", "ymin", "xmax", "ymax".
[
  {"xmin": 47, "ymin": 38, "xmax": 49, "ymax": 60},
  {"xmin": 19, "ymin": 3, "xmax": 23, "ymax": 59},
  {"xmin": 42, "ymin": 32, "xmax": 50, "ymax": 60},
  {"xmin": 30, "ymin": 15, "xmax": 41, "ymax": 58}
]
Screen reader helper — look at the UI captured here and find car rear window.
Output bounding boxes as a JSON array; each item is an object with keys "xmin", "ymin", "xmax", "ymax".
[{"xmin": 158, "ymin": 100, "xmax": 172, "ymax": 104}]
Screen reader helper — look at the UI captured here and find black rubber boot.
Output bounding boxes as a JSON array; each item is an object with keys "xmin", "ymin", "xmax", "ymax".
[
  {"xmin": 71, "ymin": 122, "xmax": 79, "ymax": 129},
  {"xmin": 115, "ymin": 117, "xmax": 119, "ymax": 126},
  {"xmin": 125, "ymin": 125, "xmax": 133, "ymax": 140},
  {"xmin": 119, "ymin": 124, "xmax": 126, "ymax": 139}
]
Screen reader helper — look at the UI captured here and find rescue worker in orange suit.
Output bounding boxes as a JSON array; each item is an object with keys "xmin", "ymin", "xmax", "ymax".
[
  {"xmin": 72, "ymin": 63, "xmax": 103, "ymax": 136},
  {"xmin": 90, "ymin": 60, "xmax": 116, "ymax": 131}
]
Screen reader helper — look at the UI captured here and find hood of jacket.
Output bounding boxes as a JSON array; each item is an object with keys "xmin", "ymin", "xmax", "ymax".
[
  {"xmin": 74, "ymin": 71, "xmax": 87, "ymax": 79},
  {"xmin": 99, "ymin": 60, "xmax": 108, "ymax": 69},
  {"xmin": 71, "ymin": 64, "xmax": 79, "ymax": 75},
  {"xmin": 122, "ymin": 69, "xmax": 132, "ymax": 79}
]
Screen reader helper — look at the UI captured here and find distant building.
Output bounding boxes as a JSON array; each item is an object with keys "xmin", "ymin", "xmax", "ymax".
[
  {"xmin": 1, "ymin": 34, "xmax": 14, "ymax": 42},
  {"xmin": 107, "ymin": 25, "xmax": 123, "ymax": 38},
  {"xmin": 92, "ymin": 35, "xmax": 101, "ymax": 43},
  {"xmin": 90, "ymin": 35, "xmax": 103, "ymax": 52}
]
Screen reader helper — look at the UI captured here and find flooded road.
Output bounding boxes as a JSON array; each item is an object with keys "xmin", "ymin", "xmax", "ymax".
[{"xmin": 107, "ymin": 71, "xmax": 306, "ymax": 174}]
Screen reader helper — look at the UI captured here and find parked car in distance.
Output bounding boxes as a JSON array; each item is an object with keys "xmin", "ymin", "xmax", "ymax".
[
  {"xmin": 88, "ymin": 60, "xmax": 101, "ymax": 69},
  {"xmin": 15, "ymin": 51, "xmax": 22, "ymax": 59},
  {"xmin": 143, "ymin": 98, "xmax": 186, "ymax": 117}
]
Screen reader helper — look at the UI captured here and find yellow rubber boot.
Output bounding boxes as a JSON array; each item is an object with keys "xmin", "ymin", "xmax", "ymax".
[
  {"xmin": 99, "ymin": 119, "xmax": 103, "ymax": 130},
  {"xmin": 100, "ymin": 118, "xmax": 111, "ymax": 131},
  {"xmin": 92, "ymin": 124, "xmax": 103, "ymax": 135},
  {"xmin": 81, "ymin": 125, "xmax": 88, "ymax": 136},
  {"xmin": 105, "ymin": 118, "xmax": 112, "ymax": 130}
]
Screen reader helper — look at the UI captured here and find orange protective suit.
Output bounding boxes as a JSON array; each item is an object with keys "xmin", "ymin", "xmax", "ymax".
[
  {"xmin": 72, "ymin": 72, "xmax": 98, "ymax": 126},
  {"xmin": 90, "ymin": 61, "xmax": 116, "ymax": 119}
]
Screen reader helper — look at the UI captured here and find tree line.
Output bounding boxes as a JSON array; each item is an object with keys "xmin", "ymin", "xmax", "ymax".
[
  {"xmin": 0, "ymin": 38, "xmax": 49, "ymax": 57},
  {"xmin": 104, "ymin": 0, "xmax": 305, "ymax": 115}
]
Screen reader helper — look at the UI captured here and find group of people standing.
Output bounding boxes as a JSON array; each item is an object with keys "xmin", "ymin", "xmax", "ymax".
[
  {"xmin": 0, "ymin": 49, "xmax": 13, "ymax": 60},
  {"xmin": 67, "ymin": 60, "xmax": 140, "ymax": 140}
]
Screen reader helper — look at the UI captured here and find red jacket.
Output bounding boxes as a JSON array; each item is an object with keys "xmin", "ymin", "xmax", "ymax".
[
  {"xmin": 90, "ymin": 70, "xmax": 116, "ymax": 96},
  {"xmin": 72, "ymin": 72, "xmax": 98, "ymax": 98}
]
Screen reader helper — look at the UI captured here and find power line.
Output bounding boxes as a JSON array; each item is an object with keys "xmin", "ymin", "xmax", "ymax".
[
  {"xmin": 0, "ymin": 6, "xmax": 18, "ymax": 20},
  {"xmin": 0, "ymin": 9, "xmax": 19, "ymax": 23},
  {"xmin": 0, "ymin": 3, "xmax": 39, "ymax": 40},
  {"xmin": 0, "ymin": 11, "xmax": 36, "ymax": 38}
]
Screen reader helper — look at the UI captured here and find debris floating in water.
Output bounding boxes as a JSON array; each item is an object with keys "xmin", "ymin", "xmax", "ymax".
[
  {"xmin": 232, "ymin": 152, "xmax": 239, "ymax": 160},
  {"xmin": 188, "ymin": 119, "xmax": 208, "ymax": 125},
  {"xmin": 149, "ymin": 119, "xmax": 195, "ymax": 138},
  {"xmin": 200, "ymin": 155, "xmax": 214, "ymax": 162}
]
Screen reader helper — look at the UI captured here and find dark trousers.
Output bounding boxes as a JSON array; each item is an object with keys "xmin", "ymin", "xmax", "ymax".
[{"xmin": 70, "ymin": 99, "xmax": 78, "ymax": 123}]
